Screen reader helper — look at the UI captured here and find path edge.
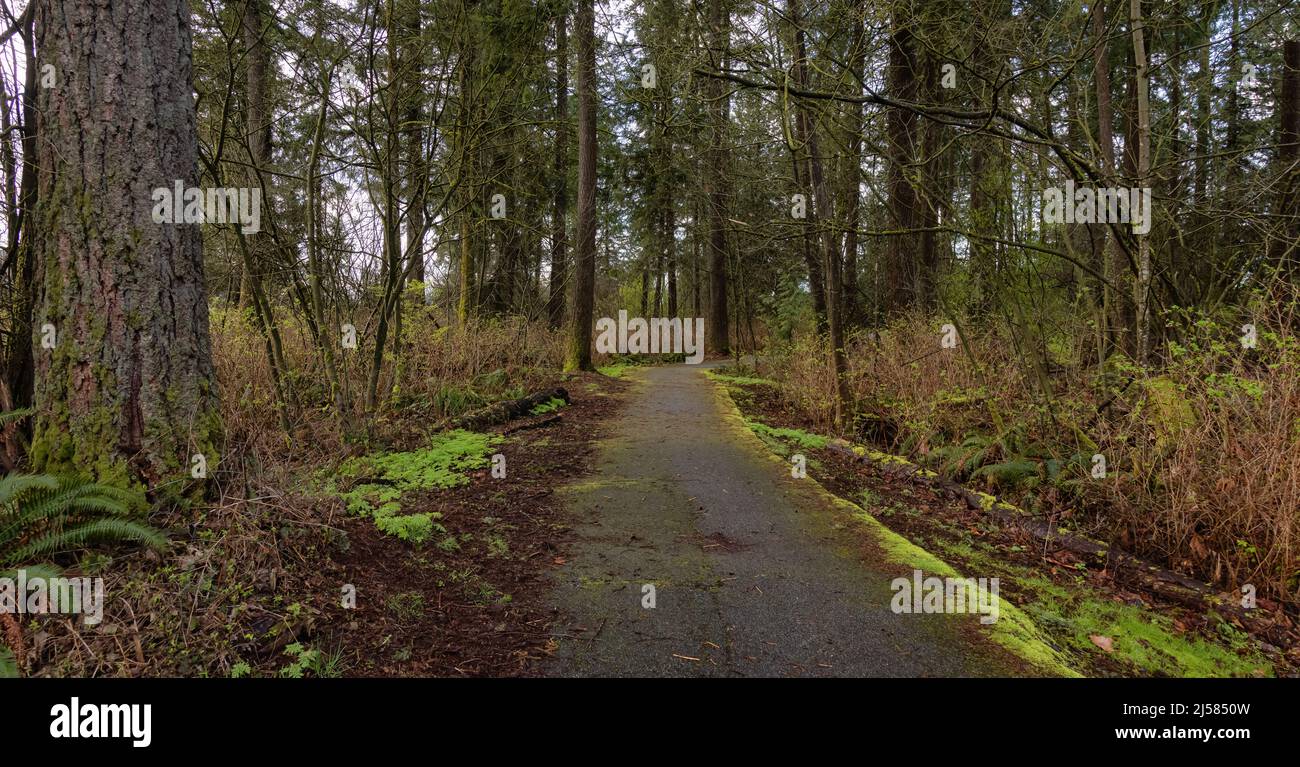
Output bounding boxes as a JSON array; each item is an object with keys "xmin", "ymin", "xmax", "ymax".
[{"xmin": 706, "ymin": 373, "xmax": 1082, "ymax": 678}]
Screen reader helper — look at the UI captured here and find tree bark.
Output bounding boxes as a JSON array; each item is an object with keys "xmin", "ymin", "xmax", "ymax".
[
  {"xmin": 548, "ymin": 11, "xmax": 569, "ymax": 328},
  {"xmin": 884, "ymin": 12, "xmax": 920, "ymax": 315},
  {"xmin": 565, "ymin": 0, "xmax": 597, "ymax": 371},
  {"xmin": 840, "ymin": 0, "xmax": 866, "ymax": 328},
  {"xmin": 1273, "ymin": 40, "xmax": 1299, "ymax": 278},
  {"xmin": 1093, "ymin": 0, "xmax": 1129, "ymax": 358},
  {"xmin": 1130, "ymin": 0, "xmax": 1152, "ymax": 363},
  {"xmin": 705, "ymin": 0, "xmax": 731, "ymax": 355},
  {"xmin": 32, "ymin": 0, "xmax": 219, "ymax": 490}
]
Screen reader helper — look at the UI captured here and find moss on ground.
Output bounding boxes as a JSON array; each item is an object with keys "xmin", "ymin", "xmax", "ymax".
[
  {"xmin": 1014, "ymin": 574, "xmax": 1272, "ymax": 677},
  {"xmin": 322, "ymin": 429, "xmax": 502, "ymax": 544},
  {"xmin": 597, "ymin": 364, "xmax": 631, "ymax": 379},
  {"xmin": 703, "ymin": 369, "xmax": 779, "ymax": 387},
  {"xmin": 745, "ymin": 420, "xmax": 829, "ymax": 452}
]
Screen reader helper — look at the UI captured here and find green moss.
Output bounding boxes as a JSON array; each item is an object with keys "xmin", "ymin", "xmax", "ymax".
[
  {"xmin": 745, "ymin": 420, "xmax": 829, "ymax": 452},
  {"xmin": 597, "ymin": 364, "xmax": 630, "ymax": 378},
  {"xmin": 931, "ymin": 537, "xmax": 1273, "ymax": 677},
  {"xmin": 703, "ymin": 369, "xmax": 779, "ymax": 387},
  {"xmin": 329, "ymin": 429, "xmax": 501, "ymax": 544},
  {"xmin": 837, "ymin": 499, "xmax": 1079, "ymax": 676},
  {"xmin": 1018, "ymin": 576, "xmax": 1272, "ymax": 677},
  {"xmin": 1140, "ymin": 376, "xmax": 1197, "ymax": 451}
]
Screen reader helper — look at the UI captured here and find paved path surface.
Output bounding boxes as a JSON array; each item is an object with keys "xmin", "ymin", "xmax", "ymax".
[{"xmin": 544, "ymin": 364, "xmax": 1015, "ymax": 677}]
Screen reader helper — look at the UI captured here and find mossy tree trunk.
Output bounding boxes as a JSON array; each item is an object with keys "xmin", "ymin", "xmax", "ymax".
[{"xmin": 31, "ymin": 0, "xmax": 219, "ymax": 491}]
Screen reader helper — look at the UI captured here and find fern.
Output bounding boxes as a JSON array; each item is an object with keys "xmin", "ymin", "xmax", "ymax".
[
  {"xmin": 0, "ymin": 408, "xmax": 33, "ymax": 429},
  {"xmin": 0, "ymin": 473, "xmax": 164, "ymax": 567},
  {"xmin": 973, "ymin": 459, "xmax": 1042, "ymax": 488}
]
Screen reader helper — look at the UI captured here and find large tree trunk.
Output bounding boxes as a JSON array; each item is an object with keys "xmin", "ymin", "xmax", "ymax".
[
  {"xmin": 31, "ymin": 0, "xmax": 219, "ymax": 491},
  {"xmin": 564, "ymin": 0, "xmax": 596, "ymax": 371},
  {"xmin": 915, "ymin": 47, "xmax": 940, "ymax": 313},
  {"xmin": 1093, "ymin": 0, "xmax": 1129, "ymax": 358},
  {"xmin": 884, "ymin": 12, "xmax": 920, "ymax": 315},
  {"xmin": 704, "ymin": 0, "xmax": 730, "ymax": 355},
  {"xmin": 969, "ymin": 0, "xmax": 1008, "ymax": 319},
  {"xmin": 840, "ymin": 0, "xmax": 866, "ymax": 328},
  {"xmin": 242, "ymin": 0, "xmax": 273, "ymax": 297}
]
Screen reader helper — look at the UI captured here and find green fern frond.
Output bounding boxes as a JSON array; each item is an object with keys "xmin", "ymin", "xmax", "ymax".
[
  {"xmin": 0, "ymin": 480, "xmax": 129, "ymax": 548},
  {"xmin": 0, "ymin": 563, "xmax": 62, "ymax": 581},
  {"xmin": 3, "ymin": 518, "xmax": 167, "ymax": 566},
  {"xmin": 0, "ymin": 473, "xmax": 160, "ymax": 568},
  {"xmin": 0, "ymin": 474, "xmax": 58, "ymax": 506},
  {"xmin": 972, "ymin": 459, "xmax": 1042, "ymax": 487},
  {"xmin": 0, "ymin": 408, "xmax": 33, "ymax": 428}
]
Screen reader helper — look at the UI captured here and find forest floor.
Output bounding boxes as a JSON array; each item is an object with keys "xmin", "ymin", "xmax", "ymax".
[
  {"xmin": 257, "ymin": 360, "xmax": 1295, "ymax": 677},
  {"xmin": 311, "ymin": 371, "xmax": 629, "ymax": 676},
  {"xmin": 24, "ymin": 361, "xmax": 1291, "ymax": 678}
]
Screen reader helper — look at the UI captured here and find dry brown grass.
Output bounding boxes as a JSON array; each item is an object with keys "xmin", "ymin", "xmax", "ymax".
[{"xmin": 210, "ymin": 302, "xmax": 566, "ymax": 468}]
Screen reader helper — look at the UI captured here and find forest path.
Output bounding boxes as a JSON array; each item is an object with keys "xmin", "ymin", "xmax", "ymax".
[{"xmin": 543, "ymin": 362, "xmax": 1014, "ymax": 677}]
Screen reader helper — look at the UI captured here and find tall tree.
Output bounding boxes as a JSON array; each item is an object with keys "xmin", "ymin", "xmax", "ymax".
[
  {"xmin": 548, "ymin": 10, "xmax": 569, "ymax": 328},
  {"xmin": 884, "ymin": 8, "xmax": 920, "ymax": 315},
  {"xmin": 705, "ymin": 0, "xmax": 731, "ymax": 354},
  {"xmin": 565, "ymin": 0, "xmax": 596, "ymax": 371},
  {"xmin": 1130, "ymin": 0, "xmax": 1152, "ymax": 362},
  {"xmin": 31, "ymin": 0, "xmax": 219, "ymax": 490},
  {"xmin": 840, "ymin": 0, "xmax": 866, "ymax": 327},
  {"xmin": 1273, "ymin": 39, "xmax": 1299, "ymax": 279},
  {"xmin": 1093, "ymin": 0, "xmax": 1129, "ymax": 357}
]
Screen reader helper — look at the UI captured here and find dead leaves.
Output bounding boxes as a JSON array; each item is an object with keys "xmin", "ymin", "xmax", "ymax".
[{"xmin": 1090, "ymin": 634, "xmax": 1115, "ymax": 653}]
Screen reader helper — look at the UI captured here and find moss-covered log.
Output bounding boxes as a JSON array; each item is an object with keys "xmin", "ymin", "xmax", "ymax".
[{"xmin": 438, "ymin": 387, "xmax": 569, "ymax": 432}]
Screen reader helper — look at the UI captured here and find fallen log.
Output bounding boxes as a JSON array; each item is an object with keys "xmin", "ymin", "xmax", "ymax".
[
  {"xmin": 438, "ymin": 387, "xmax": 569, "ymax": 432},
  {"xmin": 501, "ymin": 412, "xmax": 563, "ymax": 435},
  {"xmin": 825, "ymin": 440, "xmax": 1284, "ymax": 635}
]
